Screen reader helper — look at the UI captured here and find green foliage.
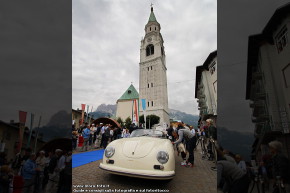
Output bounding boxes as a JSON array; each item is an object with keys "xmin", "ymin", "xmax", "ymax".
[
  {"xmin": 116, "ymin": 117, "xmax": 124, "ymax": 127},
  {"xmin": 125, "ymin": 117, "xmax": 132, "ymax": 129},
  {"xmin": 139, "ymin": 114, "xmax": 160, "ymax": 129}
]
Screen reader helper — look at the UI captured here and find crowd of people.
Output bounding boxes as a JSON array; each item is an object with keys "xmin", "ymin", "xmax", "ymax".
[
  {"xmin": 166, "ymin": 119, "xmax": 217, "ymax": 168},
  {"xmin": 72, "ymin": 120, "xmax": 290, "ymax": 193},
  {"xmin": 72, "ymin": 122, "xmax": 141, "ymax": 152},
  {"xmin": 215, "ymin": 140, "xmax": 290, "ymax": 193},
  {"xmin": 0, "ymin": 147, "xmax": 72, "ymax": 193}
]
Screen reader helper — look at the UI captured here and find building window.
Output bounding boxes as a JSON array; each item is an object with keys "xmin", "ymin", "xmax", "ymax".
[
  {"xmin": 151, "ymin": 66, "xmax": 153, "ymax": 70},
  {"xmin": 209, "ymin": 61, "xmax": 216, "ymax": 75},
  {"xmin": 282, "ymin": 63, "xmax": 290, "ymax": 88},
  {"xmin": 146, "ymin": 44, "xmax": 154, "ymax": 56},
  {"xmin": 275, "ymin": 25, "xmax": 288, "ymax": 53},
  {"xmin": 148, "ymin": 83, "xmax": 149, "ymax": 88},
  {"xmin": 148, "ymin": 102, "xmax": 150, "ymax": 107},
  {"xmin": 152, "ymin": 101, "xmax": 153, "ymax": 106},
  {"xmin": 150, "ymin": 27, "xmax": 151, "ymax": 31},
  {"xmin": 148, "ymin": 67, "xmax": 149, "ymax": 71},
  {"xmin": 155, "ymin": 27, "xmax": 156, "ymax": 30},
  {"xmin": 151, "ymin": 83, "xmax": 153, "ymax": 87},
  {"xmin": 213, "ymin": 81, "xmax": 217, "ymax": 93}
]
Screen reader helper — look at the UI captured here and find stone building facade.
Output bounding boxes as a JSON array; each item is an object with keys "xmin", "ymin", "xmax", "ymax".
[
  {"xmin": 246, "ymin": 3, "xmax": 290, "ymax": 159},
  {"xmin": 139, "ymin": 7, "xmax": 169, "ymax": 127},
  {"xmin": 195, "ymin": 50, "xmax": 217, "ymax": 126}
]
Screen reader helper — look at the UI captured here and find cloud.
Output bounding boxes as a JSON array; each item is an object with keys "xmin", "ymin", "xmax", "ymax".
[
  {"xmin": 72, "ymin": 0, "xmax": 217, "ymax": 115},
  {"xmin": 0, "ymin": 0, "xmax": 71, "ymax": 125}
]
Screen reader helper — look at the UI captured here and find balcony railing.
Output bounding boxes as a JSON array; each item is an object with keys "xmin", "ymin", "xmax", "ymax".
[
  {"xmin": 252, "ymin": 72, "xmax": 263, "ymax": 80},
  {"xmin": 254, "ymin": 92, "xmax": 266, "ymax": 100},
  {"xmin": 252, "ymin": 114, "xmax": 270, "ymax": 123}
]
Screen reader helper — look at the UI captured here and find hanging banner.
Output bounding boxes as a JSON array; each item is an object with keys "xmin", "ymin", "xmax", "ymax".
[
  {"xmin": 27, "ymin": 113, "xmax": 34, "ymax": 148},
  {"xmin": 81, "ymin": 104, "xmax": 86, "ymax": 125},
  {"xmin": 18, "ymin": 111, "xmax": 27, "ymax": 152},
  {"xmin": 141, "ymin": 99, "xmax": 146, "ymax": 111},
  {"xmin": 19, "ymin": 111, "xmax": 27, "ymax": 124},
  {"xmin": 132, "ymin": 99, "xmax": 139, "ymax": 124}
]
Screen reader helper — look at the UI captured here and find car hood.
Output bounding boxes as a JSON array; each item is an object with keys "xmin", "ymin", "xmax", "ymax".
[{"xmin": 120, "ymin": 137, "xmax": 166, "ymax": 158}]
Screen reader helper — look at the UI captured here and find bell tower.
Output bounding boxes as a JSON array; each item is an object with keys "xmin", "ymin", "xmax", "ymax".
[{"xmin": 139, "ymin": 6, "xmax": 169, "ymax": 127}]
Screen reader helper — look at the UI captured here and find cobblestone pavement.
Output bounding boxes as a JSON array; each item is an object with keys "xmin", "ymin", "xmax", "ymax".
[{"xmin": 73, "ymin": 143, "xmax": 217, "ymax": 193}]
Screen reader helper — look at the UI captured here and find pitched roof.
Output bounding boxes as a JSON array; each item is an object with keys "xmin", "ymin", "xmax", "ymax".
[
  {"xmin": 118, "ymin": 84, "xmax": 139, "ymax": 101},
  {"xmin": 148, "ymin": 7, "xmax": 157, "ymax": 22}
]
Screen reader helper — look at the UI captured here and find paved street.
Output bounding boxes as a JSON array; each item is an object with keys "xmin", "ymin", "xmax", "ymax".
[{"xmin": 73, "ymin": 144, "xmax": 217, "ymax": 193}]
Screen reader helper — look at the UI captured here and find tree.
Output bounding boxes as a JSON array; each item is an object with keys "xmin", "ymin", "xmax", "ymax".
[
  {"xmin": 116, "ymin": 117, "xmax": 124, "ymax": 127},
  {"xmin": 125, "ymin": 117, "xmax": 132, "ymax": 129},
  {"xmin": 139, "ymin": 114, "xmax": 160, "ymax": 129}
]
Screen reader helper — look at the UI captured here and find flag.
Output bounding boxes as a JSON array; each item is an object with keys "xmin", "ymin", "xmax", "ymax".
[
  {"xmin": 18, "ymin": 111, "xmax": 27, "ymax": 152},
  {"xmin": 19, "ymin": 111, "xmax": 27, "ymax": 124},
  {"xmin": 141, "ymin": 99, "xmax": 146, "ymax": 111},
  {"xmin": 81, "ymin": 104, "xmax": 86, "ymax": 125},
  {"xmin": 132, "ymin": 99, "xmax": 139, "ymax": 124},
  {"xmin": 27, "ymin": 113, "xmax": 34, "ymax": 148}
]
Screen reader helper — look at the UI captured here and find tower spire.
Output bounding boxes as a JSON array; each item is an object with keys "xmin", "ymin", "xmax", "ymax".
[{"xmin": 148, "ymin": 3, "xmax": 157, "ymax": 22}]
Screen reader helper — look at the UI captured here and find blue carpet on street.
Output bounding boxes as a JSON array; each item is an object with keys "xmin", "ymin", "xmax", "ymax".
[{"xmin": 72, "ymin": 149, "xmax": 104, "ymax": 168}]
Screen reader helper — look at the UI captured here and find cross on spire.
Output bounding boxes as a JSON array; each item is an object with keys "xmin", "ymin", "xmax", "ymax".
[{"xmin": 150, "ymin": 3, "xmax": 153, "ymax": 11}]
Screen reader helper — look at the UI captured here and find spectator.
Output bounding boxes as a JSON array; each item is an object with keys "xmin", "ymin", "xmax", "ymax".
[
  {"xmin": 57, "ymin": 156, "xmax": 71, "ymax": 193},
  {"xmin": 42, "ymin": 151, "xmax": 53, "ymax": 190},
  {"xmin": 222, "ymin": 150, "xmax": 236, "ymax": 164},
  {"xmin": 206, "ymin": 119, "xmax": 217, "ymax": 161},
  {"xmin": 116, "ymin": 127, "xmax": 122, "ymax": 139},
  {"xmin": 94, "ymin": 123, "xmax": 102, "ymax": 148},
  {"xmin": 172, "ymin": 123, "xmax": 196, "ymax": 167},
  {"xmin": 35, "ymin": 150, "xmax": 46, "ymax": 192},
  {"xmin": 45, "ymin": 149, "xmax": 62, "ymax": 193},
  {"xmin": 123, "ymin": 129, "xmax": 130, "ymax": 138},
  {"xmin": 235, "ymin": 154, "xmax": 247, "ymax": 173},
  {"xmin": 103, "ymin": 126, "xmax": 111, "ymax": 148},
  {"xmin": 217, "ymin": 160, "xmax": 250, "ymax": 193},
  {"xmin": 21, "ymin": 153, "xmax": 40, "ymax": 193},
  {"xmin": 269, "ymin": 140, "xmax": 290, "ymax": 191},
  {"xmin": 72, "ymin": 129, "xmax": 78, "ymax": 151},
  {"xmin": 92, "ymin": 124, "xmax": 99, "ymax": 144},
  {"xmin": 189, "ymin": 126, "xmax": 195, "ymax": 136},
  {"xmin": 166, "ymin": 124, "xmax": 174, "ymax": 142},
  {"xmin": 0, "ymin": 165, "xmax": 13, "ymax": 193},
  {"xmin": 100, "ymin": 124, "xmax": 107, "ymax": 148},
  {"xmin": 81, "ymin": 126, "xmax": 91, "ymax": 151}
]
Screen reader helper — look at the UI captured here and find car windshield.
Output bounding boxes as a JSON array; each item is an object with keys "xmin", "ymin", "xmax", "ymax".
[{"xmin": 130, "ymin": 129, "xmax": 164, "ymax": 138}]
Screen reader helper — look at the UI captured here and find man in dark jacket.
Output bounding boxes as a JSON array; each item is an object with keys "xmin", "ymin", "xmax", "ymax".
[
  {"xmin": 166, "ymin": 124, "xmax": 174, "ymax": 142},
  {"xmin": 269, "ymin": 140, "xmax": 290, "ymax": 192}
]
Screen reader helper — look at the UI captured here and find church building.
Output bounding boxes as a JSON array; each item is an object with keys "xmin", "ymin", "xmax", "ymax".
[
  {"xmin": 116, "ymin": 84, "xmax": 139, "ymax": 124},
  {"xmin": 139, "ymin": 6, "xmax": 170, "ymax": 127}
]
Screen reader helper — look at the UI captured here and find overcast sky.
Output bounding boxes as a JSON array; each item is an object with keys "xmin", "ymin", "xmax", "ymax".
[
  {"xmin": 72, "ymin": 0, "xmax": 217, "ymax": 115},
  {"xmin": 0, "ymin": 0, "xmax": 71, "ymax": 126}
]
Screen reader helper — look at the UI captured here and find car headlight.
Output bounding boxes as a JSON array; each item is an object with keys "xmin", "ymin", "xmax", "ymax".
[
  {"xmin": 157, "ymin": 151, "xmax": 169, "ymax": 164},
  {"xmin": 105, "ymin": 146, "xmax": 115, "ymax": 158}
]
